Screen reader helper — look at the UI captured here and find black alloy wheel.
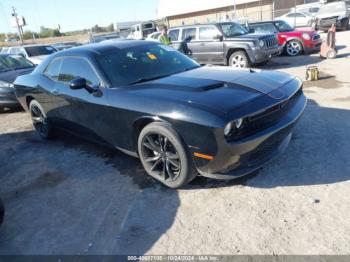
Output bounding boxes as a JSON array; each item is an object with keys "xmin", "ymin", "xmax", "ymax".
[
  {"xmin": 29, "ymin": 100, "xmax": 54, "ymax": 139},
  {"xmin": 138, "ymin": 122, "xmax": 196, "ymax": 188}
]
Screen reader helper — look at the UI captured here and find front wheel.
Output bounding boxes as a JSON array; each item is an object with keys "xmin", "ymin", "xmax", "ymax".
[
  {"xmin": 285, "ymin": 40, "xmax": 303, "ymax": 56},
  {"xmin": 228, "ymin": 51, "xmax": 250, "ymax": 68},
  {"xmin": 29, "ymin": 100, "xmax": 55, "ymax": 139},
  {"xmin": 341, "ymin": 18, "xmax": 349, "ymax": 31},
  {"xmin": 138, "ymin": 122, "xmax": 196, "ymax": 188}
]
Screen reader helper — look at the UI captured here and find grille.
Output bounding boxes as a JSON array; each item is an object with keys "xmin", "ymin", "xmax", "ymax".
[
  {"xmin": 263, "ymin": 36, "xmax": 278, "ymax": 49},
  {"xmin": 227, "ymin": 89, "xmax": 302, "ymax": 142},
  {"xmin": 320, "ymin": 17, "xmax": 338, "ymax": 26},
  {"xmin": 248, "ymin": 126, "xmax": 292, "ymax": 165}
]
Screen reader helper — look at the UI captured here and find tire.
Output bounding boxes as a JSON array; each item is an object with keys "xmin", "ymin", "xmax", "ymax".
[
  {"xmin": 0, "ymin": 198, "xmax": 4, "ymax": 226},
  {"xmin": 29, "ymin": 100, "xmax": 55, "ymax": 139},
  {"xmin": 327, "ymin": 49, "xmax": 337, "ymax": 59},
  {"xmin": 285, "ymin": 40, "xmax": 303, "ymax": 56},
  {"xmin": 138, "ymin": 122, "xmax": 196, "ymax": 188},
  {"xmin": 228, "ymin": 51, "xmax": 250, "ymax": 68},
  {"xmin": 342, "ymin": 18, "xmax": 349, "ymax": 31}
]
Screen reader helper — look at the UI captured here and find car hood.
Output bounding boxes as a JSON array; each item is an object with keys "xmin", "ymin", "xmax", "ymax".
[
  {"xmin": 316, "ymin": 12, "xmax": 344, "ymax": 19},
  {"xmin": 126, "ymin": 66, "xmax": 296, "ymax": 115},
  {"xmin": 0, "ymin": 67, "xmax": 34, "ymax": 84},
  {"xmin": 28, "ymin": 55, "xmax": 48, "ymax": 65},
  {"xmin": 295, "ymin": 27, "xmax": 317, "ymax": 34},
  {"xmin": 225, "ymin": 33, "xmax": 270, "ymax": 41}
]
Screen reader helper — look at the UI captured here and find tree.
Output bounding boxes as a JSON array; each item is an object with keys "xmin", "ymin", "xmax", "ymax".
[
  {"xmin": 107, "ymin": 23, "xmax": 114, "ymax": 32},
  {"xmin": 22, "ymin": 31, "xmax": 39, "ymax": 40},
  {"xmin": 39, "ymin": 26, "xmax": 62, "ymax": 38},
  {"xmin": 92, "ymin": 24, "xmax": 104, "ymax": 33}
]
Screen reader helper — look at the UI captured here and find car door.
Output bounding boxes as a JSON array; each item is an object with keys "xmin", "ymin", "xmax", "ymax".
[
  {"xmin": 53, "ymin": 56, "xmax": 111, "ymax": 142},
  {"xmin": 180, "ymin": 27, "xmax": 202, "ymax": 63},
  {"xmin": 168, "ymin": 28, "xmax": 181, "ymax": 48},
  {"xmin": 285, "ymin": 13, "xmax": 297, "ymax": 27},
  {"xmin": 295, "ymin": 13, "xmax": 309, "ymax": 27},
  {"xmin": 196, "ymin": 25, "xmax": 224, "ymax": 64}
]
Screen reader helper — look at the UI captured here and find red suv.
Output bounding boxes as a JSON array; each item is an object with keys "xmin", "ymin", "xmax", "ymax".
[{"xmin": 248, "ymin": 20, "xmax": 322, "ymax": 56}]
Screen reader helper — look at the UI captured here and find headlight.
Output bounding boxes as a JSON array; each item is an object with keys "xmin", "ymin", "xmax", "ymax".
[
  {"xmin": 224, "ymin": 118, "xmax": 244, "ymax": 136},
  {"xmin": 302, "ymin": 33, "xmax": 311, "ymax": 40},
  {"xmin": 0, "ymin": 80, "xmax": 13, "ymax": 88},
  {"xmin": 259, "ymin": 40, "xmax": 265, "ymax": 48}
]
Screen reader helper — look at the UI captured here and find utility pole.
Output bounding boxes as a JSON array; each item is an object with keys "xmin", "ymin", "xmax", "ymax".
[
  {"xmin": 294, "ymin": 0, "xmax": 297, "ymax": 28},
  {"xmin": 11, "ymin": 6, "xmax": 24, "ymax": 44}
]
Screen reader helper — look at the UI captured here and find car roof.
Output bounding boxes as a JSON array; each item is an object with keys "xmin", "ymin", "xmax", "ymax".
[
  {"xmin": 9, "ymin": 44, "xmax": 54, "ymax": 48},
  {"xmin": 169, "ymin": 21, "xmax": 239, "ymax": 29},
  {"xmin": 249, "ymin": 20, "xmax": 282, "ymax": 25},
  {"xmin": 52, "ymin": 40, "xmax": 157, "ymax": 57}
]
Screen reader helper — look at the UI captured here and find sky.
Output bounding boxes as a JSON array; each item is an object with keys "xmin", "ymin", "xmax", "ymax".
[{"xmin": 0, "ymin": 0, "xmax": 160, "ymax": 33}]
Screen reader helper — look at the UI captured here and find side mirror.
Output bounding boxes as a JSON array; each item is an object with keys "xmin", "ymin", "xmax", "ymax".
[
  {"xmin": 215, "ymin": 34, "xmax": 223, "ymax": 41},
  {"xmin": 185, "ymin": 36, "xmax": 192, "ymax": 42},
  {"xmin": 69, "ymin": 78, "xmax": 86, "ymax": 90}
]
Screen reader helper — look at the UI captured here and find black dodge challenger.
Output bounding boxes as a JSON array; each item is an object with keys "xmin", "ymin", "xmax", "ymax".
[{"xmin": 14, "ymin": 41, "xmax": 307, "ymax": 188}]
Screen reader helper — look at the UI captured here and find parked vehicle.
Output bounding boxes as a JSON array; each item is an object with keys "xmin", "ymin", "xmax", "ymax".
[
  {"xmin": 14, "ymin": 41, "xmax": 306, "ymax": 188},
  {"xmin": 168, "ymin": 22, "xmax": 281, "ymax": 68},
  {"xmin": 146, "ymin": 31, "xmax": 161, "ymax": 42},
  {"xmin": 276, "ymin": 12, "xmax": 315, "ymax": 28},
  {"xmin": 0, "ymin": 198, "xmax": 4, "ymax": 226},
  {"xmin": 89, "ymin": 33, "xmax": 121, "ymax": 43},
  {"xmin": 2, "ymin": 45, "xmax": 57, "ymax": 65},
  {"xmin": 247, "ymin": 20, "xmax": 322, "ymax": 56},
  {"xmin": 0, "ymin": 47, "xmax": 9, "ymax": 54},
  {"xmin": 53, "ymin": 41, "xmax": 82, "ymax": 51},
  {"xmin": 315, "ymin": 1, "xmax": 350, "ymax": 31},
  {"xmin": 0, "ymin": 54, "xmax": 35, "ymax": 112},
  {"xmin": 127, "ymin": 21, "xmax": 157, "ymax": 40},
  {"xmin": 290, "ymin": 1, "xmax": 323, "ymax": 16}
]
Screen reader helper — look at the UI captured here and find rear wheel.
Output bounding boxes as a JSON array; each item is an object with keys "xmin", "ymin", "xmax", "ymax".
[
  {"xmin": 29, "ymin": 100, "xmax": 55, "ymax": 139},
  {"xmin": 341, "ymin": 18, "xmax": 349, "ymax": 31},
  {"xmin": 138, "ymin": 122, "xmax": 196, "ymax": 188},
  {"xmin": 286, "ymin": 40, "xmax": 303, "ymax": 56},
  {"xmin": 327, "ymin": 49, "xmax": 337, "ymax": 59},
  {"xmin": 229, "ymin": 51, "xmax": 250, "ymax": 68}
]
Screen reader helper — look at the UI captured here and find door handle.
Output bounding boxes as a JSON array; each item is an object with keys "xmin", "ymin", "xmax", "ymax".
[{"xmin": 51, "ymin": 89, "xmax": 60, "ymax": 95}]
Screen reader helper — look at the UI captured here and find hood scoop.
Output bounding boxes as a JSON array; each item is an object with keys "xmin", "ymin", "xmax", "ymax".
[{"xmin": 201, "ymin": 82, "xmax": 226, "ymax": 91}]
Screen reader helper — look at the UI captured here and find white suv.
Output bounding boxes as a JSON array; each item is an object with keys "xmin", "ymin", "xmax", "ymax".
[{"xmin": 3, "ymin": 45, "xmax": 57, "ymax": 65}]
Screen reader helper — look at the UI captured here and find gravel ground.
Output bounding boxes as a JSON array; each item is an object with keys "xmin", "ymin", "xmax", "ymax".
[{"xmin": 0, "ymin": 31, "xmax": 350, "ymax": 255}]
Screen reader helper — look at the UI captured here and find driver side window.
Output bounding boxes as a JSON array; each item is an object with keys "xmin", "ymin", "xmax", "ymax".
[{"xmin": 58, "ymin": 57, "xmax": 100, "ymax": 86}]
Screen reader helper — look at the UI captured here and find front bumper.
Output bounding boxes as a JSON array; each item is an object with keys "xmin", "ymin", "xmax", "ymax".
[
  {"xmin": 247, "ymin": 46, "xmax": 282, "ymax": 64},
  {"xmin": 196, "ymin": 91, "xmax": 307, "ymax": 180},
  {"xmin": 304, "ymin": 39, "xmax": 323, "ymax": 54},
  {"xmin": 0, "ymin": 87, "xmax": 19, "ymax": 108},
  {"xmin": 317, "ymin": 18, "xmax": 348, "ymax": 30}
]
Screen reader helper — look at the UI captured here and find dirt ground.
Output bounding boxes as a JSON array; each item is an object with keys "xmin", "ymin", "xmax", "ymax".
[{"xmin": 0, "ymin": 31, "xmax": 350, "ymax": 255}]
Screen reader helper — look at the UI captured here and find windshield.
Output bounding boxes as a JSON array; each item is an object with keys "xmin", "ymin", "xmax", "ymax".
[
  {"xmin": 318, "ymin": 2, "xmax": 345, "ymax": 15},
  {"xmin": 98, "ymin": 43, "xmax": 200, "ymax": 87},
  {"xmin": 275, "ymin": 21, "xmax": 294, "ymax": 32},
  {"xmin": 0, "ymin": 55, "xmax": 34, "ymax": 72},
  {"xmin": 219, "ymin": 23, "xmax": 248, "ymax": 37},
  {"xmin": 24, "ymin": 46, "xmax": 56, "ymax": 57}
]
